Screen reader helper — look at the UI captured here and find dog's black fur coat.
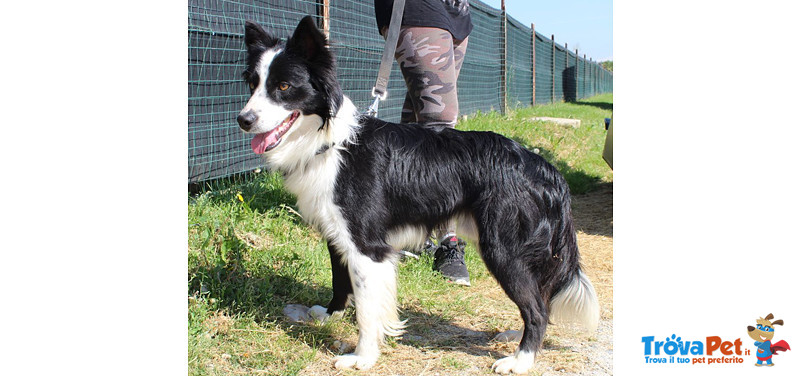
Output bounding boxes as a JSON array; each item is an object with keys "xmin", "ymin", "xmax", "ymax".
[
  {"xmin": 238, "ymin": 16, "xmax": 597, "ymax": 372},
  {"xmin": 327, "ymin": 118, "xmax": 580, "ymax": 350}
]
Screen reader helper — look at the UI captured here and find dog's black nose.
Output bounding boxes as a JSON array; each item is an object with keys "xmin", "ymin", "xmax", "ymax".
[{"xmin": 237, "ymin": 110, "xmax": 257, "ymax": 131}]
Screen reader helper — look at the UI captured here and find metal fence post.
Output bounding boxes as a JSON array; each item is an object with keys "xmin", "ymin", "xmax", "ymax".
[
  {"xmin": 531, "ymin": 23, "xmax": 536, "ymax": 106},
  {"xmin": 590, "ymin": 58, "xmax": 594, "ymax": 96},
  {"xmin": 500, "ymin": 0, "xmax": 507, "ymax": 114},
  {"xmin": 564, "ymin": 43, "xmax": 568, "ymax": 102},
  {"xmin": 551, "ymin": 34, "xmax": 555, "ymax": 104},
  {"xmin": 583, "ymin": 54, "xmax": 587, "ymax": 99},
  {"xmin": 575, "ymin": 48, "xmax": 579, "ymax": 101}
]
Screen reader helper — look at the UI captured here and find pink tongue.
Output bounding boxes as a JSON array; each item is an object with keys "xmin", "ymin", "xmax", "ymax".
[{"xmin": 251, "ymin": 130, "xmax": 279, "ymax": 154}]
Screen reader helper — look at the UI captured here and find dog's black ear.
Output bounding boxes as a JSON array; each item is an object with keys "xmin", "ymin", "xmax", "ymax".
[
  {"xmin": 287, "ymin": 15, "xmax": 327, "ymax": 61},
  {"xmin": 287, "ymin": 15, "xmax": 343, "ymax": 126},
  {"xmin": 244, "ymin": 21, "xmax": 278, "ymax": 54}
]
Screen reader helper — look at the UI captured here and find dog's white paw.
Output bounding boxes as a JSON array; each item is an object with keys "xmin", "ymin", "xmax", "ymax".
[
  {"xmin": 284, "ymin": 304, "xmax": 341, "ymax": 323},
  {"xmin": 333, "ymin": 353, "xmax": 377, "ymax": 370},
  {"xmin": 491, "ymin": 351, "xmax": 534, "ymax": 374},
  {"xmin": 308, "ymin": 305, "xmax": 331, "ymax": 322}
]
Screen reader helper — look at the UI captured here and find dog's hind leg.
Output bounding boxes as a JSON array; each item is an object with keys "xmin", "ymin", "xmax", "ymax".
[
  {"xmin": 477, "ymin": 206, "xmax": 550, "ymax": 374},
  {"xmin": 333, "ymin": 245, "xmax": 405, "ymax": 370},
  {"xmin": 489, "ymin": 261, "xmax": 547, "ymax": 375}
]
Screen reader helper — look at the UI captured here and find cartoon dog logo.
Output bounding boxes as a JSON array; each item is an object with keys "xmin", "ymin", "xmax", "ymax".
[{"xmin": 747, "ymin": 313, "xmax": 791, "ymax": 366}]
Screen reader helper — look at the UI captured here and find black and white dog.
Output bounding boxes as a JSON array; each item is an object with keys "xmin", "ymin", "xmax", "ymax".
[{"xmin": 237, "ymin": 16, "xmax": 599, "ymax": 375}]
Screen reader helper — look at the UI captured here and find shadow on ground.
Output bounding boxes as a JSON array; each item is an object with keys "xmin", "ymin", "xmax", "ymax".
[
  {"xmin": 571, "ymin": 182, "xmax": 613, "ymax": 237},
  {"xmin": 573, "ymin": 100, "xmax": 613, "ymax": 112},
  {"xmin": 189, "ymin": 245, "xmax": 515, "ymax": 360}
]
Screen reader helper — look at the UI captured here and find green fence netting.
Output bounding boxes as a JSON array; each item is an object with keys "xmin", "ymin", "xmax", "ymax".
[
  {"xmin": 553, "ymin": 45, "xmax": 565, "ymax": 103},
  {"xmin": 534, "ymin": 32, "xmax": 552, "ymax": 105},
  {"xmin": 188, "ymin": 0, "xmax": 613, "ymax": 183},
  {"xmin": 506, "ymin": 15, "xmax": 533, "ymax": 109},
  {"xmin": 329, "ymin": 0, "xmax": 407, "ymax": 122},
  {"xmin": 458, "ymin": 1, "xmax": 503, "ymax": 116}
]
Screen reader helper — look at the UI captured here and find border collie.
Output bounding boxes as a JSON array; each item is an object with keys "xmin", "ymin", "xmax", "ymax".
[{"xmin": 237, "ymin": 16, "xmax": 599, "ymax": 375}]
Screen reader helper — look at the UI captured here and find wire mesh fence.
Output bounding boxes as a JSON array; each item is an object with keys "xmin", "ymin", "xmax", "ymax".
[
  {"xmin": 505, "ymin": 15, "xmax": 533, "ymax": 109},
  {"xmin": 188, "ymin": 0, "xmax": 613, "ymax": 183}
]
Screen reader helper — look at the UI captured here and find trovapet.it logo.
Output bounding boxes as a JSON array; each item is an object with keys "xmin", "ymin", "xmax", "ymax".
[
  {"xmin": 641, "ymin": 312, "xmax": 792, "ymax": 367},
  {"xmin": 642, "ymin": 334, "xmax": 745, "ymax": 365}
]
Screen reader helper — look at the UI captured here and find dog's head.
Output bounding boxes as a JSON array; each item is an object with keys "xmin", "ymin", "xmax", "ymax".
[
  {"xmin": 237, "ymin": 16, "xmax": 343, "ymax": 154},
  {"xmin": 747, "ymin": 313, "xmax": 783, "ymax": 342}
]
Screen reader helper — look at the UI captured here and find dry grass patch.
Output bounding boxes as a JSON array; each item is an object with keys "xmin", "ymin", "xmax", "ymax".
[{"xmin": 290, "ymin": 185, "xmax": 613, "ymax": 376}]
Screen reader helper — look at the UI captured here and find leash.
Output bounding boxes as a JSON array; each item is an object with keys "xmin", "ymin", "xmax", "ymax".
[{"xmin": 365, "ymin": 0, "xmax": 406, "ymax": 117}]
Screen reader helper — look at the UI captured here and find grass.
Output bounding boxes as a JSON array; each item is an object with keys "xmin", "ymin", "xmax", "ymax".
[
  {"xmin": 188, "ymin": 93, "xmax": 613, "ymax": 375},
  {"xmin": 464, "ymin": 94, "xmax": 613, "ymax": 193}
]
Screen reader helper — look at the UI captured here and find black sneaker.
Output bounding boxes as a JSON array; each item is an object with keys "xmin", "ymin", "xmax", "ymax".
[
  {"xmin": 433, "ymin": 235, "xmax": 470, "ymax": 286},
  {"xmin": 422, "ymin": 237, "xmax": 437, "ymax": 254}
]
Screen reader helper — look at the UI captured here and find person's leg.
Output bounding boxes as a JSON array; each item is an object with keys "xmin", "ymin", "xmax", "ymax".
[
  {"xmin": 452, "ymin": 36, "xmax": 468, "ymax": 85},
  {"xmin": 394, "ymin": 27, "xmax": 460, "ymax": 127},
  {"xmin": 393, "ymin": 27, "xmax": 471, "ymax": 284},
  {"xmin": 401, "ymin": 92, "xmax": 416, "ymax": 124},
  {"xmin": 434, "ymin": 36, "xmax": 469, "ymax": 248}
]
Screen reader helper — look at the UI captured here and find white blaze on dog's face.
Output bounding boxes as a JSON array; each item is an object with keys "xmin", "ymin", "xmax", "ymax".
[
  {"xmin": 238, "ymin": 48, "xmax": 301, "ymax": 154},
  {"xmin": 241, "ymin": 48, "xmax": 283, "ymax": 129},
  {"xmin": 238, "ymin": 18, "xmax": 343, "ymax": 155}
]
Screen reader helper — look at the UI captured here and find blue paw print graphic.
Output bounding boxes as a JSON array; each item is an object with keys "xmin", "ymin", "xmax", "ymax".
[{"xmin": 664, "ymin": 334, "xmax": 683, "ymax": 354}]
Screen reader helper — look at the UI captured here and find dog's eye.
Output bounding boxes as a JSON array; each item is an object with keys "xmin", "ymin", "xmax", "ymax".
[
  {"xmin": 279, "ymin": 82, "xmax": 290, "ymax": 91},
  {"xmin": 248, "ymin": 82, "xmax": 255, "ymax": 91}
]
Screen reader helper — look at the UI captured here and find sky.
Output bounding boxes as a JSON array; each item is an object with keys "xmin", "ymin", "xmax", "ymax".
[{"xmin": 480, "ymin": 0, "xmax": 612, "ymax": 62}]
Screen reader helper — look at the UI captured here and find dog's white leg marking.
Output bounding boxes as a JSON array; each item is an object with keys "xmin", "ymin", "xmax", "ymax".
[
  {"xmin": 333, "ymin": 251, "xmax": 405, "ymax": 370},
  {"xmin": 492, "ymin": 349, "xmax": 535, "ymax": 374}
]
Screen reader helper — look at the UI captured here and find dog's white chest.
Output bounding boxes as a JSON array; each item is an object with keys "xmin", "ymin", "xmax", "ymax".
[{"xmin": 282, "ymin": 153, "xmax": 345, "ymax": 240}]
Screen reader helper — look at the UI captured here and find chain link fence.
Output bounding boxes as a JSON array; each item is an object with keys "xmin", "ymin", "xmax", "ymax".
[{"xmin": 188, "ymin": 0, "xmax": 613, "ymax": 183}]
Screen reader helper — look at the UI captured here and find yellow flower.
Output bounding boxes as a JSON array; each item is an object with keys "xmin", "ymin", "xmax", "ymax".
[{"xmin": 236, "ymin": 193, "xmax": 244, "ymax": 202}]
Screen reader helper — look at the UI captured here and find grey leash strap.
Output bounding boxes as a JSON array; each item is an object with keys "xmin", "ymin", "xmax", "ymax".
[{"xmin": 366, "ymin": 0, "xmax": 406, "ymax": 117}]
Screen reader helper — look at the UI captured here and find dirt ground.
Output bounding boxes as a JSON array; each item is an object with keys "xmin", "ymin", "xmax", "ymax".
[{"xmin": 299, "ymin": 183, "xmax": 613, "ymax": 376}]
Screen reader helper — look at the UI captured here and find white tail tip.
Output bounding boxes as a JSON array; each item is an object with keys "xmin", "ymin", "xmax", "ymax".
[{"xmin": 550, "ymin": 270, "xmax": 600, "ymax": 332}]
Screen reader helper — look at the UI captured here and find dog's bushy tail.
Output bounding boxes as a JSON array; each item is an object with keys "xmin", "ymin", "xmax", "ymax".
[
  {"xmin": 550, "ymin": 269, "xmax": 600, "ymax": 332},
  {"xmin": 548, "ymin": 187, "xmax": 600, "ymax": 332}
]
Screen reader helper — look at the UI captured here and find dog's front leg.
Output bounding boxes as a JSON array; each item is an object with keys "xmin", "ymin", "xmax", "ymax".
[
  {"xmin": 325, "ymin": 240, "xmax": 352, "ymax": 315},
  {"xmin": 303, "ymin": 241, "xmax": 354, "ymax": 322},
  {"xmin": 333, "ymin": 248, "xmax": 405, "ymax": 370}
]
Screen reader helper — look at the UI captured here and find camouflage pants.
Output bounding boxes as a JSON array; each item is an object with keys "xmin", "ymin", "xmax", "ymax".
[{"xmin": 392, "ymin": 27, "xmax": 468, "ymax": 127}]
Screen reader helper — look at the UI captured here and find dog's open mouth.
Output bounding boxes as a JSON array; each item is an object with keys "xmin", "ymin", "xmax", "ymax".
[{"xmin": 251, "ymin": 111, "xmax": 300, "ymax": 154}]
